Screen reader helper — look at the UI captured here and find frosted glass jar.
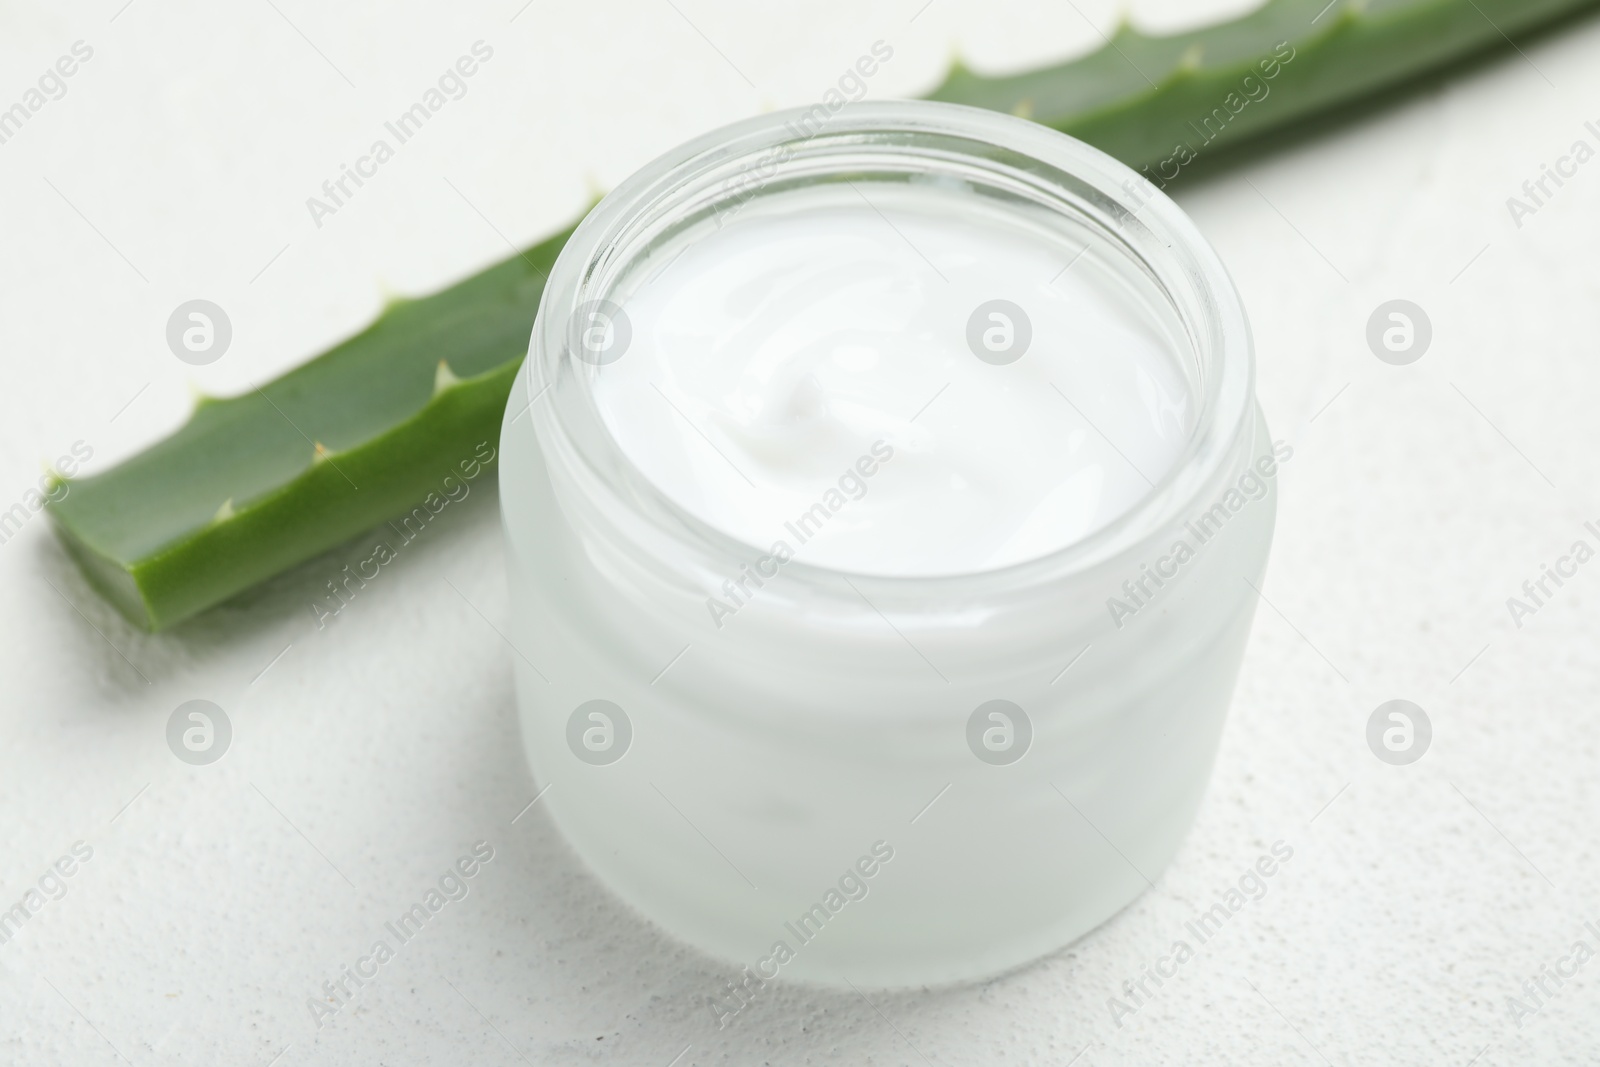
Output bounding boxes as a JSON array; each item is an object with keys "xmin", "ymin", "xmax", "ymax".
[{"xmin": 500, "ymin": 101, "xmax": 1276, "ymax": 989}]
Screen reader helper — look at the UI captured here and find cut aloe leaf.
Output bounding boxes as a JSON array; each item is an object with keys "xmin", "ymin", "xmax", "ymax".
[
  {"xmin": 47, "ymin": 0, "xmax": 1597, "ymax": 629},
  {"xmin": 48, "ymin": 229, "xmax": 570, "ymax": 630}
]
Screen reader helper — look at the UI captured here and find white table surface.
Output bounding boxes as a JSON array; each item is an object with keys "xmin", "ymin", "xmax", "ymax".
[{"xmin": 3, "ymin": 1, "xmax": 1599, "ymax": 1063}]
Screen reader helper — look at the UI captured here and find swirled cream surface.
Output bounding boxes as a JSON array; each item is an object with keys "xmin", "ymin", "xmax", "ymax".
[{"xmin": 590, "ymin": 190, "xmax": 1194, "ymax": 575}]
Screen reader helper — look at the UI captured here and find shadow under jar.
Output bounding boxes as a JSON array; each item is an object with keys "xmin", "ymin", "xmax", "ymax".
[{"xmin": 500, "ymin": 100, "xmax": 1278, "ymax": 989}]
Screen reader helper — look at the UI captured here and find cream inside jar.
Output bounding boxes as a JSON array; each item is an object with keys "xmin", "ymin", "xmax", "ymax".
[{"xmin": 591, "ymin": 187, "xmax": 1195, "ymax": 575}]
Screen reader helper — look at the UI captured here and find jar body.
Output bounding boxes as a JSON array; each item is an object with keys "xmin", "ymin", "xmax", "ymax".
[
  {"xmin": 501, "ymin": 373, "xmax": 1275, "ymax": 988},
  {"xmin": 500, "ymin": 100, "xmax": 1275, "ymax": 989}
]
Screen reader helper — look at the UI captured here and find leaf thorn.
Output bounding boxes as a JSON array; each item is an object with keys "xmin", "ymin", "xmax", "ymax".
[{"xmin": 433, "ymin": 360, "xmax": 463, "ymax": 396}]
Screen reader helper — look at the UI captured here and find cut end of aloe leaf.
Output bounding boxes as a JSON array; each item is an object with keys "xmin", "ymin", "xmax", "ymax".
[
  {"xmin": 50, "ymin": 519, "xmax": 157, "ymax": 628},
  {"xmin": 46, "ymin": 224, "xmax": 572, "ymax": 630}
]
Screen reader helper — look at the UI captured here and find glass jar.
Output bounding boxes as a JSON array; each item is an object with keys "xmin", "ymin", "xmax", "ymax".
[{"xmin": 499, "ymin": 100, "xmax": 1276, "ymax": 989}]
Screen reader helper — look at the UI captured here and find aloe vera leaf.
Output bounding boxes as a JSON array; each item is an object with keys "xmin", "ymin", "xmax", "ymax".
[
  {"xmin": 47, "ymin": 0, "xmax": 1595, "ymax": 630},
  {"xmin": 926, "ymin": 0, "xmax": 1595, "ymax": 171},
  {"xmin": 47, "ymin": 227, "xmax": 570, "ymax": 630}
]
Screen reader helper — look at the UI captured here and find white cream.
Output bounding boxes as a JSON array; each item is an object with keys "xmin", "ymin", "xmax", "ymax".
[{"xmin": 592, "ymin": 194, "xmax": 1194, "ymax": 574}]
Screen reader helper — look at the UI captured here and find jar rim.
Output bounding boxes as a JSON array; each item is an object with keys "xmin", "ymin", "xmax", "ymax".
[{"xmin": 525, "ymin": 99, "xmax": 1255, "ymax": 592}]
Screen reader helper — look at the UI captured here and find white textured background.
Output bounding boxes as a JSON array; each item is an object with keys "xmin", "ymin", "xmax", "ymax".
[{"xmin": 2, "ymin": 0, "xmax": 1599, "ymax": 1063}]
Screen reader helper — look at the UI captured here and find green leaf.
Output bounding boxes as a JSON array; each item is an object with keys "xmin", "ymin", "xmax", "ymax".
[{"xmin": 49, "ymin": 229, "xmax": 569, "ymax": 629}]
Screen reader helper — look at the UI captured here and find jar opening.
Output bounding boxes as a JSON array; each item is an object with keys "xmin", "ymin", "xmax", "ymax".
[{"xmin": 529, "ymin": 100, "xmax": 1252, "ymax": 590}]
